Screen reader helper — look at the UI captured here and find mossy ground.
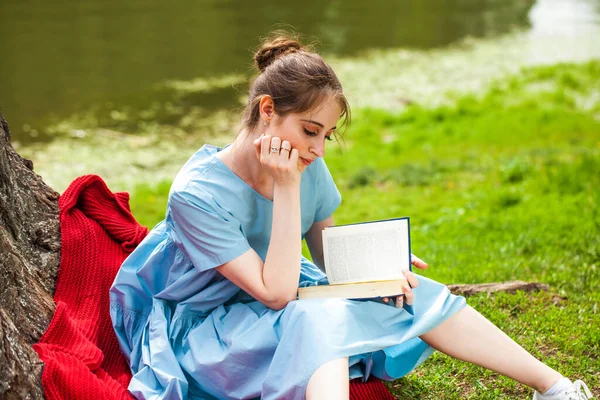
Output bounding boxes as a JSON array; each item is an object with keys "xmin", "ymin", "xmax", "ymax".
[{"xmin": 129, "ymin": 60, "xmax": 600, "ymax": 399}]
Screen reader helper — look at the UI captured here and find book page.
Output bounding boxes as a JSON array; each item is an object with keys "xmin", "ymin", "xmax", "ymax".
[{"xmin": 323, "ymin": 218, "xmax": 410, "ymax": 285}]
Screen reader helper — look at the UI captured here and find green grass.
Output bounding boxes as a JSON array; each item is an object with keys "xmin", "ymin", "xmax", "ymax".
[{"xmin": 129, "ymin": 61, "xmax": 600, "ymax": 398}]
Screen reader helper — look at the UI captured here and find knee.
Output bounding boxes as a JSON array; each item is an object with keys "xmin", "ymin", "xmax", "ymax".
[{"xmin": 306, "ymin": 358, "xmax": 349, "ymax": 400}]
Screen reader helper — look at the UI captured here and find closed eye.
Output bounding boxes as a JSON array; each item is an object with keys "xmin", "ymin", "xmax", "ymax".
[{"xmin": 304, "ymin": 128, "xmax": 318, "ymax": 136}]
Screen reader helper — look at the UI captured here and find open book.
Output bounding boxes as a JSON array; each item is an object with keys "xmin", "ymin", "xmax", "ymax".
[{"xmin": 297, "ymin": 217, "xmax": 411, "ymax": 300}]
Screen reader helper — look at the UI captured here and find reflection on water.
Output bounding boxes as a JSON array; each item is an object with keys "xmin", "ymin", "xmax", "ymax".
[
  {"xmin": 0, "ymin": 0, "xmax": 598, "ymax": 144},
  {"xmin": 0, "ymin": 0, "xmax": 534, "ymax": 143},
  {"xmin": 529, "ymin": 0, "xmax": 600, "ymax": 36}
]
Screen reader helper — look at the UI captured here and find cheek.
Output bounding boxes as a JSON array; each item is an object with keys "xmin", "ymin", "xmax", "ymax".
[{"xmin": 274, "ymin": 122, "xmax": 301, "ymax": 145}]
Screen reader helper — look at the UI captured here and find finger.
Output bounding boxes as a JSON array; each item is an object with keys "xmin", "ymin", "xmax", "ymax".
[
  {"xmin": 395, "ymin": 295, "xmax": 404, "ymax": 308},
  {"xmin": 288, "ymin": 148, "xmax": 299, "ymax": 164},
  {"xmin": 403, "ymin": 270, "xmax": 419, "ymax": 289},
  {"xmin": 403, "ymin": 286, "xmax": 414, "ymax": 306},
  {"xmin": 260, "ymin": 135, "xmax": 271, "ymax": 159},
  {"xmin": 411, "ymin": 254, "xmax": 429, "ymax": 270},
  {"xmin": 280, "ymin": 140, "xmax": 292, "ymax": 158},
  {"xmin": 269, "ymin": 137, "xmax": 281, "ymax": 155}
]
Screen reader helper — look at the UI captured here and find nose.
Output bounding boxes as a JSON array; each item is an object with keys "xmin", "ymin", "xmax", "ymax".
[{"xmin": 310, "ymin": 140, "xmax": 325, "ymax": 158}]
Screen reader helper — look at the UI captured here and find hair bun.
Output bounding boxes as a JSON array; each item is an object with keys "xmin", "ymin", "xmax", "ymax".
[{"xmin": 254, "ymin": 34, "xmax": 305, "ymax": 72}]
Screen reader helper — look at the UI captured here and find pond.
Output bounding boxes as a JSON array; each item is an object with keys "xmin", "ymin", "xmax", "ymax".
[{"xmin": 4, "ymin": 0, "xmax": 599, "ymax": 144}]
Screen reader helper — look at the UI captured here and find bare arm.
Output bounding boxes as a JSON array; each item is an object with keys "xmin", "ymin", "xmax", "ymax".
[
  {"xmin": 217, "ymin": 184, "xmax": 301, "ymax": 310},
  {"xmin": 304, "ymin": 216, "xmax": 335, "ymax": 272},
  {"xmin": 217, "ymin": 135, "xmax": 302, "ymax": 310}
]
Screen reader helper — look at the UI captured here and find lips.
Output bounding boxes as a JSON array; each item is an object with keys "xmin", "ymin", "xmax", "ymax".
[{"xmin": 300, "ymin": 157, "xmax": 314, "ymax": 166}]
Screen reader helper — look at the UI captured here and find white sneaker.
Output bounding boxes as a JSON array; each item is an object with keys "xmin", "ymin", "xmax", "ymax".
[{"xmin": 532, "ymin": 380, "xmax": 594, "ymax": 400}]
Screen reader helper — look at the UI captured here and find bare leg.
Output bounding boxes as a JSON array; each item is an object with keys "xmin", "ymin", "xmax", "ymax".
[
  {"xmin": 420, "ymin": 305, "xmax": 563, "ymax": 393},
  {"xmin": 306, "ymin": 357, "xmax": 349, "ymax": 400}
]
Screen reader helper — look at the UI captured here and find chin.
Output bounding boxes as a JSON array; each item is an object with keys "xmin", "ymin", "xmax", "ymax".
[{"xmin": 297, "ymin": 161, "xmax": 307, "ymax": 173}]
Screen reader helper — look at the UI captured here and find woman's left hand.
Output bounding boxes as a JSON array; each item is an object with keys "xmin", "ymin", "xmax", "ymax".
[
  {"xmin": 382, "ymin": 254, "xmax": 428, "ymax": 307},
  {"xmin": 410, "ymin": 254, "xmax": 428, "ymax": 270}
]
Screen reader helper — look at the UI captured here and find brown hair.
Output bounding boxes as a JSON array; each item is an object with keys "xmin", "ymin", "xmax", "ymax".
[{"xmin": 241, "ymin": 31, "xmax": 350, "ymax": 135}]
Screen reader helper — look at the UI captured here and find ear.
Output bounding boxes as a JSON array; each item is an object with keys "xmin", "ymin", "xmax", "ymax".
[{"xmin": 259, "ymin": 95, "xmax": 275, "ymax": 122}]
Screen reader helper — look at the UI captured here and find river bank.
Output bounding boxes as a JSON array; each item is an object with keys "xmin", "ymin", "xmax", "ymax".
[{"xmin": 16, "ymin": 30, "xmax": 600, "ymax": 193}]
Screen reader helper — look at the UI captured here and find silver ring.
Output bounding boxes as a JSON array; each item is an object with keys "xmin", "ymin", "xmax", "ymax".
[{"xmin": 270, "ymin": 146, "xmax": 279, "ymax": 153}]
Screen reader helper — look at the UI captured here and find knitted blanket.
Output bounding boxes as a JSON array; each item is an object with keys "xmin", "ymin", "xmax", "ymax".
[{"xmin": 33, "ymin": 174, "xmax": 394, "ymax": 400}]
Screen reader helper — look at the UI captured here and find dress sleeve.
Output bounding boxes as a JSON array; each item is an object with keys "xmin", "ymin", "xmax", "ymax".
[
  {"xmin": 168, "ymin": 186, "xmax": 251, "ymax": 272},
  {"xmin": 314, "ymin": 158, "xmax": 342, "ymax": 222}
]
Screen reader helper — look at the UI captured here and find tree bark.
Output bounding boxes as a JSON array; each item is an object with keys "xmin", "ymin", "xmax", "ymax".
[
  {"xmin": 447, "ymin": 281, "xmax": 550, "ymax": 297},
  {"xmin": 0, "ymin": 111, "xmax": 60, "ymax": 399}
]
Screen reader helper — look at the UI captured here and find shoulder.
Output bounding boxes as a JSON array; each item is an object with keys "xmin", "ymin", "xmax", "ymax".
[
  {"xmin": 311, "ymin": 158, "xmax": 338, "ymax": 190},
  {"xmin": 311, "ymin": 157, "xmax": 330, "ymax": 172},
  {"xmin": 304, "ymin": 157, "xmax": 334, "ymax": 181},
  {"xmin": 167, "ymin": 145, "xmax": 235, "ymax": 215},
  {"xmin": 170, "ymin": 144, "xmax": 222, "ymax": 193}
]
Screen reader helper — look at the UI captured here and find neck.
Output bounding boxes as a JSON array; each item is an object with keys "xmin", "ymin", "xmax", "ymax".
[{"xmin": 222, "ymin": 128, "xmax": 273, "ymax": 193}]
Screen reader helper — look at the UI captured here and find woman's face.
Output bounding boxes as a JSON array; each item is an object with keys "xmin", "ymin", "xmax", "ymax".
[{"xmin": 267, "ymin": 97, "xmax": 342, "ymax": 170}]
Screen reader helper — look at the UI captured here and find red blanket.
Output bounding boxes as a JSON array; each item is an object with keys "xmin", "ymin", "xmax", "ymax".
[{"xmin": 33, "ymin": 174, "xmax": 394, "ymax": 400}]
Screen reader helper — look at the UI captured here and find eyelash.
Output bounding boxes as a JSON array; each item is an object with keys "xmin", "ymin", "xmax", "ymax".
[{"xmin": 304, "ymin": 128, "xmax": 333, "ymax": 141}]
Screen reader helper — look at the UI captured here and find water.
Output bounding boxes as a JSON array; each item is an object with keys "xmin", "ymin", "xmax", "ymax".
[{"xmin": 0, "ymin": 0, "xmax": 548, "ymax": 144}]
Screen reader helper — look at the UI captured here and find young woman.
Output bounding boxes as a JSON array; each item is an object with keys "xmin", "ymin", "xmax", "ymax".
[{"xmin": 109, "ymin": 34, "xmax": 594, "ymax": 400}]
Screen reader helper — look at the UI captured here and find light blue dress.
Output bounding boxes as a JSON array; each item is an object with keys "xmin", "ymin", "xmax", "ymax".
[{"xmin": 109, "ymin": 144, "xmax": 466, "ymax": 400}]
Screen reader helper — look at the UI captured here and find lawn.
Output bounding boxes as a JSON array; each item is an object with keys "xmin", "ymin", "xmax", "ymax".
[{"xmin": 129, "ymin": 61, "xmax": 600, "ymax": 399}]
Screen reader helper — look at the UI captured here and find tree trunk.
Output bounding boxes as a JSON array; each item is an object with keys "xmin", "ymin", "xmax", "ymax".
[
  {"xmin": 447, "ymin": 281, "xmax": 550, "ymax": 297},
  {"xmin": 0, "ymin": 111, "xmax": 60, "ymax": 399}
]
